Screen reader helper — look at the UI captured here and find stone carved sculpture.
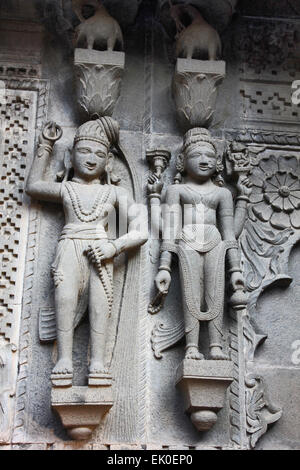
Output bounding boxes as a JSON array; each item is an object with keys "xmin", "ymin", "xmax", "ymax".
[
  {"xmin": 74, "ymin": 48, "xmax": 125, "ymax": 119},
  {"xmin": 150, "ymin": 128, "xmax": 250, "ymax": 362},
  {"xmin": 173, "ymin": 59, "xmax": 226, "ymax": 130},
  {"xmin": 174, "ymin": 4, "xmax": 222, "ymax": 60},
  {"xmin": 159, "ymin": 1, "xmax": 239, "ymax": 42},
  {"xmin": 73, "ymin": 0, "xmax": 123, "ymax": 51},
  {"xmin": 26, "ymin": 118, "xmax": 147, "ymax": 388},
  {"xmin": 148, "ymin": 128, "xmax": 252, "ymax": 432}
]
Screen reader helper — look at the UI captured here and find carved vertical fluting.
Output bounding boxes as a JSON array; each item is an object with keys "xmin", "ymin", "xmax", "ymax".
[
  {"xmin": 12, "ymin": 207, "xmax": 40, "ymax": 443},
  {"xmin": 137, "ymin": 19, "xmax": 155, "ymax": 443}
]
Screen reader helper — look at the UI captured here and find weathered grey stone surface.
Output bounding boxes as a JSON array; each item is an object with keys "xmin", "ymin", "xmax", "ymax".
[
  {"xmin": 173, "ymin": 59, "xmax": 226, "ymax": 129},
  {"xmin": 74, "ymin": 49, "xmax": 125, "ymax": 118},
  {"xmin": 0, "ymin": 0, "xmax": 300, "ymax": 451}
]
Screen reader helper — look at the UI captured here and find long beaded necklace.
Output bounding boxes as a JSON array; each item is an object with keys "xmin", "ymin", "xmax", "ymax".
[{"xmin": 65, "ymin": 182, "xmax": 112, "ymax": 223}]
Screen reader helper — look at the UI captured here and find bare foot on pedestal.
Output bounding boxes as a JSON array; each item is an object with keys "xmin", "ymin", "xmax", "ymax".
[
  {"xmin": 209, "ymin": 346, "xmax": 229, "ymax": 360},
  {"xmin": 52, "ymin": 358, "xmax": 73, "ymax": 375},
  {"xmin": 185, "ymin": 346, "xmax": 204, "ymax": 360}
]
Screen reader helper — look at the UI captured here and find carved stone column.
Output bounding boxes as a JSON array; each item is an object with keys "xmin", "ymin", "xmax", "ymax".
[
  {"xmin": 176, "ymin": 360, "xmax": 234, "ymax": 432},
  {"xmin": 74, "ymin": 49, "xmax": 125, "ymax": 119},
  {"xmin": 173, "ymin": 59, "xmax": 226, "ymax": 131}
]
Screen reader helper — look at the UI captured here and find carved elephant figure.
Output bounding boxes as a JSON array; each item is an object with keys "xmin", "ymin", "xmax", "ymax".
[
  {"xmin": 74, "ymin": 1, "xmax": 123, "ymax": 51},
  {"xmin": 175, "ymin": 6, "xmax": 222, "ymax": 61}
]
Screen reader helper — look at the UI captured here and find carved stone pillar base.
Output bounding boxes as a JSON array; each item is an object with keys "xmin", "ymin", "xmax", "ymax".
[
  {"xmin": 173, "ymin": 59, "xmax": 226, "ymax": 131},
  {"xmin": 176, "ymin": 359, "xmax": 233, "ymax": 432},
  {"xmin": 51, "ymin": 386, "xmax": 113, "ymax": 441},
  {"xmin": 74, "ymin": 49, "xmax": 125, "ymax": 119}
]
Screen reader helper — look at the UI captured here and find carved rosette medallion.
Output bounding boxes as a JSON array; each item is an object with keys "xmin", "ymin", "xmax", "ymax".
[
  {"xmin": 74, "ymin": 48, "xmax": 125, "ymax": 119},
  {"xmin": 173, "ymin": 59, "xmax": 226, "ymax": 130}
]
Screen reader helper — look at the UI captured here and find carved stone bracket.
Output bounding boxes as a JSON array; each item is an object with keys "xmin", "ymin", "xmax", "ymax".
[
  {"xmin": 51, "ymin": 385, "xmax": 113, "ymax": 441},
  {"xmin": 176, "ymin": 360, "xmax": 234, "ymax": 432},
  {"xmin": 173, "ymin": 59, "xmax": 226, "ymax": 131},
  {"xmin": 74, "ymin": 48, "xmax": 125, "ymax": 119}
]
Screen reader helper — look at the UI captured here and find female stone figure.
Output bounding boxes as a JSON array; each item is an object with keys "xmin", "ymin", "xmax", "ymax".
[
  {"xmin": 26, "ymin": 117, "xmax": 147, "ymax": 384},
  {"xmin": 153, "ymin": 128, "xmax": 249, "ymax": 360}
]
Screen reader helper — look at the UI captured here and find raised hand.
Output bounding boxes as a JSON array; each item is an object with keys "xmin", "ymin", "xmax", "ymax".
[
  {"xmin": 147, "ymin": 174, "xmax": 164, "ymax": 197},
  {"xmin": 236, "ymin": 174, "xmax": 252, "ymax": 199}
]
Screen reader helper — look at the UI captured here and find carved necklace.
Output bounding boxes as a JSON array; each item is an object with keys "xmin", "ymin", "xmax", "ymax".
[
  {"xmin": 184, "ymin": 185, "xmax": 216, "ymax": 211},
  {"xmin": 65, "ymin": 182, "xmax": 112, "ymax": 223}
]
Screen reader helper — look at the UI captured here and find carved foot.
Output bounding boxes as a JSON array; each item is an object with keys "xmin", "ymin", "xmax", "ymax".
[
  {"xmin": 52, "ymin": 358, "xmax": 73, "ymax": 375},
  {"xmin": 89, "ymin": 361, "xmax": 106, "ymax": 375},
  {"xmin": 51, "ymin": 358, "xmax": 73, "ymax": 387},
  {"xmin": 209, "ymin": 346, "xmax": 229, "ymax": 361},
  {"xmin": 88, "ymin": 362, "xmax": 112, "ymax": 386},
  {"xmin": 185, "ymin": 346, "xmax": 204, "ymax": 360}
]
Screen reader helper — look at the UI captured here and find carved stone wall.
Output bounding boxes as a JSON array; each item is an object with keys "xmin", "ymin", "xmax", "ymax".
[
  {"xmin": 0, "ymin": 0, "xmax": 300, "ymax": 451},
  {"xmin": 0, "ymin": 81, "xmax": 48, "ymax": 443}
]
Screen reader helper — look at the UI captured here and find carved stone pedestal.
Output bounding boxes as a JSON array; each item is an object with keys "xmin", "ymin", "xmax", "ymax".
[
  {"xmin": 51, "ymin": 385, "xmax": 113, "ymax": 441},
  {"xmin": 74, "ymin": 49, "xmax": 125, "ymax": 119},
  {"xmin": 173, "ymin": 59, "xmax": 226, "ymax": 131},
  {"xmin": 176, "ymin": 360, "xmax": 233, "ymax": 432}
]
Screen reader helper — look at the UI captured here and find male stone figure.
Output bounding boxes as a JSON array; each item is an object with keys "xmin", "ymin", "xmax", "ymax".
[
  {"xmin": 26, "ymin": 117, "xmax": 147, "ymax": 383},
  {"xmin": 154, "ymin": 128, "xmax": 250, "ymax": 360}
]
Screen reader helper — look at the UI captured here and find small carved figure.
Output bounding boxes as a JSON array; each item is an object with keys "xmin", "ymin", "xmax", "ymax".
[
  {"xmin": 151, "ymin": 128, "xmax": 250, "ymax": 360},
  {"xmin": 175, "ymin": 5, "xmax": 222, "ymax": 60},
  {"xmin": 26, "ymin": 118, "xmax": 147, "ymax": 383},
  {"xmin": 74, "ymin": 0, "xmax": 123, "ymax": 51}
]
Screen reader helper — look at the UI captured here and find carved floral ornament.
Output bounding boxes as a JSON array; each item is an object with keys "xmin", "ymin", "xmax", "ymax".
[{"xmin": 250, "ymin": 155, "xmax": 300, "ymax": 230}]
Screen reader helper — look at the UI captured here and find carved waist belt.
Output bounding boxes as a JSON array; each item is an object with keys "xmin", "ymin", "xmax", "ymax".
[
  {"xmin": 162, "ymin": 239, "xmax": 238, "ymax": 321},
  {"xmin": 180, "ymin": 224, "xmax": 222, "ymax": 253},
  {"xmin": 59, "ymin": 223, "xmax": 108, "ymax": 240}
]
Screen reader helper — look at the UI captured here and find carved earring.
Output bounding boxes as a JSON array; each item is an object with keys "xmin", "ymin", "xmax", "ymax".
[
  {"xmin": 105, "ymin": 164, "xmax": 112, "ymax": 185},
  {"xmin": 216, "ymin": 157, "xmax": 224, "ymax": 173},
  {"xmin": 105, "ymin": 152, "xmax": 115, "ymax": 185},
  {"xmin": 214, "ymin": 157, "xmax": 225, "ymax": 187},
  {"xmin": 56, "ymin": 148, "xmax": 73, "ymax": 182},
  {"xmin": 174, "ymin": 153, "xmax": 185, "ymax": 184}
]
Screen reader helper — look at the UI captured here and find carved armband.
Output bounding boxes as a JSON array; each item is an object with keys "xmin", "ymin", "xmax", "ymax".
[{"xmin": 160, "ymin": 241, "xmax": 178, "ymax": 253}]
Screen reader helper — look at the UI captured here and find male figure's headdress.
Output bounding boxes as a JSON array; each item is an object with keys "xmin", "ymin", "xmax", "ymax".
[
  {"xmin": 183, "ymin": 128, "xmax": 218, "ymax": 155},
  {"xmin": 74, "ymin": 116, "xmax": 120, "ymax": 149}
]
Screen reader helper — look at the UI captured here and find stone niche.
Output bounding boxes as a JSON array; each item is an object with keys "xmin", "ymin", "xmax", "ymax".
[{"xmin": 0, "ymin": 0, "xmax": 300, "ymax": 452}]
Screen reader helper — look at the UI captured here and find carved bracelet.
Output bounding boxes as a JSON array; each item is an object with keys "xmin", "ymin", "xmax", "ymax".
[
  {"xmin": 108, "ymin": 240, "xmax": 121, "ymax": 256},
  {"xmin": 38, "ymin": 143, "xmax": 53, "ymax": 155},
  {"xmin": 158, "ymin": 266, "xmax": 171, "ymax": 273},
  {"xmin": 236, "ymin": 195, "xmax": 250, "ymax": 203},
  {"xmin": 228, "ymin": 267, "xmax": 242, "ymax": 274}
]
